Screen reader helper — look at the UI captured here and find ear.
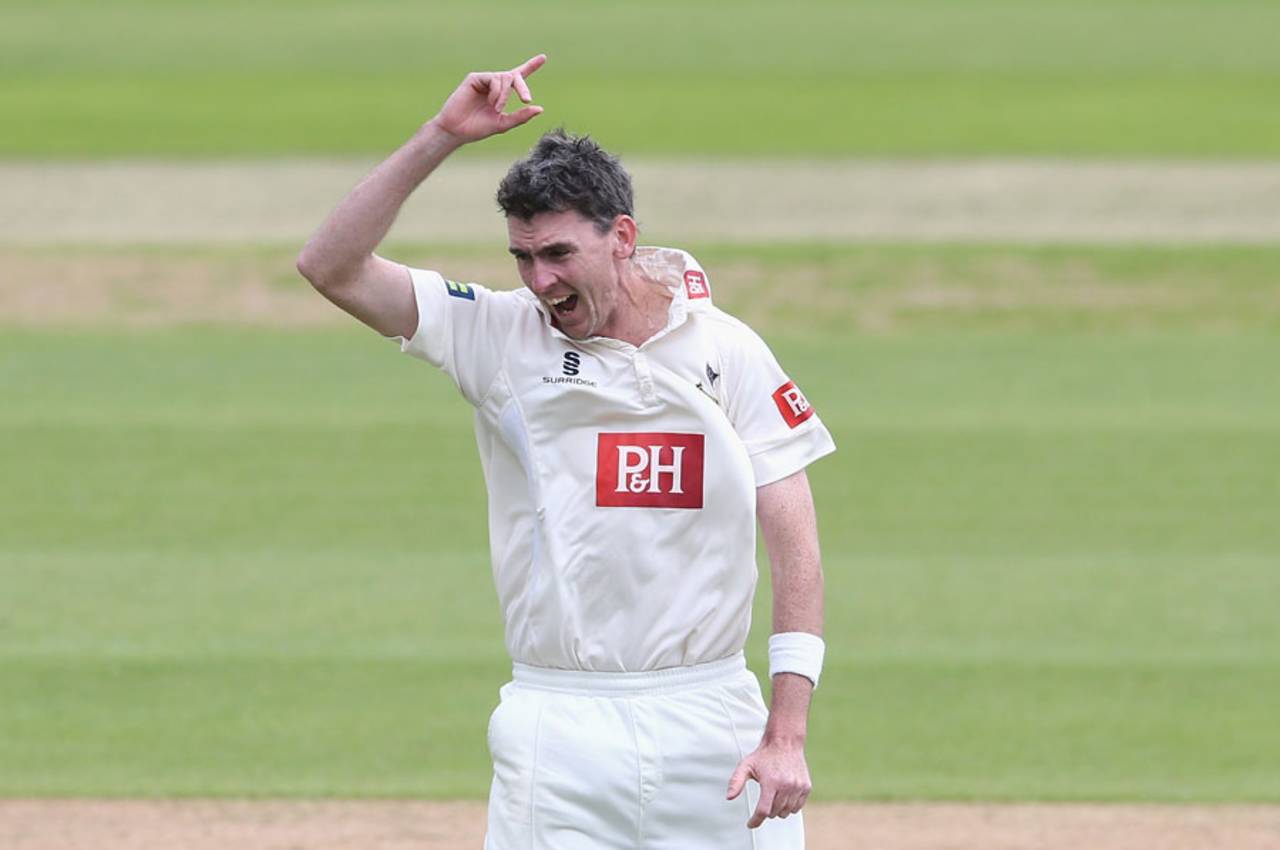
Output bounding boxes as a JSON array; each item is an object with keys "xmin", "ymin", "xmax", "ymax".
[{"xmin": 612, "ymin": 215, "xmax": 638, "ymax": 260}]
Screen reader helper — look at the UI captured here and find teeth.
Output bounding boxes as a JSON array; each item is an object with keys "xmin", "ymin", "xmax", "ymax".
[{"xmin": 548, "ymin": 295, "xmax": 571, "ymax": 307}]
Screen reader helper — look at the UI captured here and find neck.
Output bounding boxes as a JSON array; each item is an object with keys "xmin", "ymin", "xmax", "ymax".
[{"xmin": 598, "ymin": 261, "xmax": 673, "ymax": 346}]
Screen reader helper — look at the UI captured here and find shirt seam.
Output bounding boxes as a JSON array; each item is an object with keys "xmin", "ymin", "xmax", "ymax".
[
  {"xmin": 475, "ymin": 299, "xmax": 526, "ymax": 407},
  {"xmin": 622, "ymin": 699, "xmax": 645, "ymax": 847},
  {"xmin": 715, "ymin": 689, "xmax": 760, "ymax": 850},
  {"xmin": 528, "ymin": 698, "xmax": 545, "ymax": 844}
]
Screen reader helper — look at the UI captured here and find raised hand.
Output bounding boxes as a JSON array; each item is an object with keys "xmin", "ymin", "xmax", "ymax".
[{"xmin": 430, "ymin": 54, "xmax": 546, "ymax": 144}]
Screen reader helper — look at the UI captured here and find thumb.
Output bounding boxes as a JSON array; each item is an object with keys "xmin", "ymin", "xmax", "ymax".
[
  {"xmin": 498, "ymin": 105, "xmax": 544, "ymax": 132},
  {"xmin": 726, "ymin": 757, "xmax": 755, "ymax": 800}
]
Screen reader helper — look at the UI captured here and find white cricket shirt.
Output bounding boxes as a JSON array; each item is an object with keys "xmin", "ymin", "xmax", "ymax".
[{"xmin": 394, "ymin": 247, "xmax": 835, "ymax": 672}]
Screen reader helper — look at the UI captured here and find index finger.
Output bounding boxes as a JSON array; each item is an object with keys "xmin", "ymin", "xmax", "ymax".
[{"xmin": 515, "ymin": 54, "xmax": 547, "ymax": 78}]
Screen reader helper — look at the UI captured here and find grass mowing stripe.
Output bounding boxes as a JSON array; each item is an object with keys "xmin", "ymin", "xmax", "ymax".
[
  {"xmin": 4, "ymin": 72, "xmax": 1278, "ymax": 157},
  {"xmin": 3, "ymin": 657, "xmax": 1276, "ymax": 800},
  {"xmin": 0, "ymin": 656, "xmax": 501, "ymax": 798},
  {"xmin": 3, "ymin": 421, "xmax": 1276, "ymax": 554},
  {"xmin": 817, "ymin": 659, "xmax": 1280, "ymax": 802},
  {"xmin": 6, "ymin": 547, "xmax": 1275, "ymax": 663},
  {"xmin": 6, "ymin": 243, "xmax": 1279, "ymax": 335},
  {"xmin": 817, "ymin": 554, "xmax": 1279, "ymax": 664},
  {"xmin": 4, "ymin": 0, "xmax": 1280, "ymax": 155},
  {"xmin": 8, "ymin": 0, "xmax": 1280, "ymax": 76}
]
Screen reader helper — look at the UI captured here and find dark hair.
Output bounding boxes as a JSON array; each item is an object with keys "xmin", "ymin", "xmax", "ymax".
[{"xmin": 496, "ymin": 129, "xmax": 634, "ymax": 233}]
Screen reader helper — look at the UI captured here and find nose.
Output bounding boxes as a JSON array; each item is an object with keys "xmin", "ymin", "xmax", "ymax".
[{"xmin": 528, "ymin": 261, "xmax": 558, "ymax": 295}]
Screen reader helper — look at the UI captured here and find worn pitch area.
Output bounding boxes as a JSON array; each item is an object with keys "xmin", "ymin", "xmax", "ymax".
[
  {"xmin": 5, "ymin": 160, "xmax": 1280, "ymax": 244},
  {"xmin": 2, "ymin": 801, "xmax": 1278, "ymax": 850}
]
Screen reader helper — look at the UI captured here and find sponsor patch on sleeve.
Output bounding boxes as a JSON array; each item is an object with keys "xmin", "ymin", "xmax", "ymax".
[
  {"xmin": 683, "ymin": 270, "xmax": 709, "ymax": 300},
  {"xmin": 772, "ymin": 380, "xmax": 815, "ymax": 428},
  {"xmin": 445, "ymin": 279, "xmax": 476, "ymax": 301}
]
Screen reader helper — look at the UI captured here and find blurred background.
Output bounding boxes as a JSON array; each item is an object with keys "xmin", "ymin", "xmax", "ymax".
[{"xmin": 2, "ymin": 0, "xmax": 1278, "ymax": 803}]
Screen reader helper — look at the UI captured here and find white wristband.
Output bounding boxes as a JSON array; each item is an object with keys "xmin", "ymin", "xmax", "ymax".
[{"xmin": 768, "ymin": 632, "xmax": 825, "ymax": 689}]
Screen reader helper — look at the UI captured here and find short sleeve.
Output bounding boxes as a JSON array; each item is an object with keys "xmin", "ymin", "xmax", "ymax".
[
  {"xmin": 722, "ymin": 324, "xmax": 836, "ymax": 486},
  {"xmin": 391, "ymin": 267, "xmax": 524, "ymax": 406}
]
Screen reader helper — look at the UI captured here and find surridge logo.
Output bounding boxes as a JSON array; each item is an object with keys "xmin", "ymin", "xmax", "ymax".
[
  {"xmin": 596, "ymin": 433, "xmax": 705, "ymax": 509},
  {"xmin": 542, "ymin": 350, "xmax": 598, "ymax": 387}
]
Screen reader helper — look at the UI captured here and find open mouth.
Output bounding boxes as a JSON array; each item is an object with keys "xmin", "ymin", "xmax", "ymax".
[{"xmin": 548, "ymin": 293, "xmax": 579, "ymax": 317}]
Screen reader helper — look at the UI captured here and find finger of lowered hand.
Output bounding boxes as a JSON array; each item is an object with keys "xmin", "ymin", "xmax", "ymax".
[
  {"xmin": 726, "ymin": 757, "xmax": 755, "ymax": 800},
  {"xmin": 795, "ymin": 783, "xmax": 812, "ymax": 810},
  {"xmin": 748, "ymin": 786, "xmax": 775, "ymax": 829},
  {"xmin": 771, "ymin": 789, "xmax": 799, "ymax": 818},
  {"xmin": 780, "ymin": 778, "xmax": 813, "ymax": 818},
  {"xmin": 779, "ymin": 797, "xmax": 804, "ymax": 819}
]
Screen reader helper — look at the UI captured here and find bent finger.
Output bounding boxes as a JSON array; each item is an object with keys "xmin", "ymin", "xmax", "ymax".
[
  {"xmin": 748, "ymin": 787, "xmax": 775, "ymax": 829},
  {"xmin": 769, "ymin": 790, "xmax": 795, "ymax": 819},
  {"xmin": 497, "ymin": 105, "xmax": 543, "ymax": 131},
  {"xmin": 514, "ymin": 73, "xmax": 533, "ymax": 103},
  {"xmin": 486, "ymin": 74, "xmax": 505, "ymax": 109},
  {"xmin": 499, "ymin": 73, "xmax": 524, "ymax": 113}
]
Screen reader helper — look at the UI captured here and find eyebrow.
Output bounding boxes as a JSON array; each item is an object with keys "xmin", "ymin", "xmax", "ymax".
[{"xmin": 508, "ymin": 242, "xmax": 575, "ymax": 258}]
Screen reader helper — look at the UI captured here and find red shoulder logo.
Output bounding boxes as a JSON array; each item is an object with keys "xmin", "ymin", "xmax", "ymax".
[
  {"xmin": 772, "ymin": 381, "xmax": 815, "ymax": 428},
  {"xmin": 683, "ymin": 270, "xmax": 709, "ymax": 300}
]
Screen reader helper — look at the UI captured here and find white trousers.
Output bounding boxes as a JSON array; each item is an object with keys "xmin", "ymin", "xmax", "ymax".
[{"xmin": 483, "ymin": 652, "xmax": 805, "ymax": 849}]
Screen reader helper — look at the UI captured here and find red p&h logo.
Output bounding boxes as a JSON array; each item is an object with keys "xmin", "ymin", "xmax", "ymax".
[
  {"xmin": 596, "ymin": 433, "xmax": 705, "ymax": 509},
  {"xmin": 683, "ymin": 270, "xmax": 709, "ymax": 300},
  {"xmin": 772, "ymin": 380, "xmax": 815, "ymax": 428}
]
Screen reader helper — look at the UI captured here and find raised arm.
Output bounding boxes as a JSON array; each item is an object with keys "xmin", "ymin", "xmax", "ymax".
[
  {"xmin": 727, "ymin": 468, "xmax": 824, "ymax": 828},
  {"xmin": 296, "ymin": 54, "xmax": 546, "ymax": 338}
]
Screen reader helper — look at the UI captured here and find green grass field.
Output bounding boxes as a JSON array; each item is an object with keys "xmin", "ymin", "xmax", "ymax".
[
  {"xmin": 3, "ymin": 0, "xmax": 1278, "ymax": 810},
  {"xmin": 4, "ymin": 0, "xmax": 1280, "ymax": 156},
  {"xmin": 3, "ymin": 244, "xmax": 1278, "ymax": 799}
]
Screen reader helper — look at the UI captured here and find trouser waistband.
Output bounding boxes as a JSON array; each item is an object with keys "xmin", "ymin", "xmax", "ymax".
[{"xmin": 511, "ymin": 651, "xmax": 747, "ymax": 695}]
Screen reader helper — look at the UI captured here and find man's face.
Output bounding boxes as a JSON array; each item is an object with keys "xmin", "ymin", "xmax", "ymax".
[{"xmin": 507, "ymin": 210, "xmax": 624, "ymax": 340}]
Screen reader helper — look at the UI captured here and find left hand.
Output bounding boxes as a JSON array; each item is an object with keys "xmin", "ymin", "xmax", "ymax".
[{"xmin": 726, "ymin": 738, "xmax": 812, "ymax": 828}]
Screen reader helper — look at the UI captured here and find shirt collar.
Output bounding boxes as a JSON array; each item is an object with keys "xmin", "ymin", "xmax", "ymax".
[{"xmin": 524, "ymin": 245, "xmax": 706, "ymax": 348}]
